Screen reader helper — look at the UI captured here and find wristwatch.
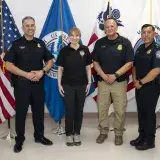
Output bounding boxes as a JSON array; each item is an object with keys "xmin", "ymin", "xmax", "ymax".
[
  {"xmin": 138, "ymin": 80, "xmax": 143, "ymax": 86},
  {"xmin": 114, "ymin": 73, "xmax": 120, "ymax": 79}
]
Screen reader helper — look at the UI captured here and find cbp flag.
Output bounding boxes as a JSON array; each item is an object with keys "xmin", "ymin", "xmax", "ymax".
[{"xmin": 39, "ymin": 0, "xmax": 76, "ymax": 122}]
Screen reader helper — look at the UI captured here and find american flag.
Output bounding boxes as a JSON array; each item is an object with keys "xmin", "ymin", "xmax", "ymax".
[
  {"xmin": 0, "ymin": 0, "xmax": 21, "ymax": 124},
  {"xmin": 88, "ymin": 1, "xmax": 135, "ymax": 104}
]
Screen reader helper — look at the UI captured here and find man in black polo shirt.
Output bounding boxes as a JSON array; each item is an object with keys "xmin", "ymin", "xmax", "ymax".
[
  {"xmin": 93, "ymin": 18, "xmax": 134, "ymax": 145},
  {"xmin": 130, "ymin": 24, "xmax": 160, "ymax": 150},
  {"xmin": 4, "ymin": 16, "xmax": 54, "ymax": 153}
]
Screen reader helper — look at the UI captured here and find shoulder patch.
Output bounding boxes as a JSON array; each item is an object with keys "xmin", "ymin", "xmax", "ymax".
[
  {"xmin": 156, "ymin": 50, "xmax": 160, "ymax": 59},
  {"xmin": 155, "ymin": 43, "xmax": 160, "ymax": 49}
]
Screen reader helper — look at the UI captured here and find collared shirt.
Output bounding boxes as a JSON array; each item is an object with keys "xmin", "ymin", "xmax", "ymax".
[
  {"xmin": 56, "ymin": 44, "xmax": 92, "ymax": 85},
  {"xmin": 92, "ymin": 35, "xmax": 134, "ymax": 74},
  {"xmin": 4, "ymin": 36, "xmax": 53, "ymax": 72},
  {"xmin": 134, "ymin": 41, "xmax": 160, "ymax": 79}
]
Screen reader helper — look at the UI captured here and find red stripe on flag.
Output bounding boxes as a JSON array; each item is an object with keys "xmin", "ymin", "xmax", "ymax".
[
  {"xmin": 93, "ymin": 95, "xmax": 97, "ymax": 101},
  {"xmin": 0, "ymin": 97, "xmax": 11, "ymax": 121},
  {"xmin": 0, "ymin": 58, "xmax": 10, "ymax": 81},
  {"xmin": 0, "ymin": 77, "xmax": 15, "ymax": 110},
  {"xmin": 88, "ymin": 33, "xmax": 98, "ymax": 46},
  {"xmin": 126, "ymin": 68, "xmax": 134, "ymax": 91},
  {"xmin": 127, "ymin": 81, "xmax": 134, "ymax": 92}
]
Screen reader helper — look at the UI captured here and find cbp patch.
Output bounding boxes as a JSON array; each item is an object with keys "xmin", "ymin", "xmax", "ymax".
[
  {"xmin": 117, "ymin": 44, "xmax": 122, "ymax": 50},
  {"xmin": 79, "ymin": 50, "xmax": 85, "ymax": 57},
  {"xmin": 156, "ymin": 50, "xmax": 160, "ymax": 59}
]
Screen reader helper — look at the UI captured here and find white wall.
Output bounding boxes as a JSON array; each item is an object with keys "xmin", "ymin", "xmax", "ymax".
[{"xmin": 5, "ymin": 0, "xmax": 149, "ymax": 112}]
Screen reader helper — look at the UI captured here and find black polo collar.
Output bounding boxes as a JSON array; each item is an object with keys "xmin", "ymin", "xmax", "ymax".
[
  {"xmin": 22, "ymin": 36, "xmax": 37, "ymax": 43},
  {"xmin": 66, "ymin": 43, "xmax": 85, "ymax": 50},
  {"xmin": 144, "ymin": 40, "xmax": 156, "ymax": 50},
  {"xmin": 105, "ymin": 33, "xmax": 122, "ymax": 44}
]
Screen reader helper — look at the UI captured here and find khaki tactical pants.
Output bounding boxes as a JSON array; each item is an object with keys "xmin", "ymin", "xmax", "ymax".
[{"xmin": 97, "ymin": 81, "xmax": 127, "ymax": 136}]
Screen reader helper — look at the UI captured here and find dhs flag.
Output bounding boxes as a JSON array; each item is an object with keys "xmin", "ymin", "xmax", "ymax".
[{"xmin": 39, "ymin": 0, "xmax": 76, "ymax": 122}]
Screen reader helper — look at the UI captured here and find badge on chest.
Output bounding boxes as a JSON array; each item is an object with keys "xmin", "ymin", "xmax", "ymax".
[
  {"xmin": 79, "ymin": 50, "xmax": 85, "ymax": 57},
  {"xmin": 117, "ymin": 44, "xmax": 122, "ymax": 51},
  {"xmin": 37, "ymin": 43, "xmax": 41, "ymax": 48},
  {"xmin": 146, "ymin": 49, "xmax": 152, "ymax": 54}
]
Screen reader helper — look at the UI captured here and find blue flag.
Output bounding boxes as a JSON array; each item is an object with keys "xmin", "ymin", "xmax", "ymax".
[
  {"xmin": 0, "ymin": 0, "xmax": 21, "ymax": 54},
  {"xmin": 39, "ymin": 0, "xmax": 76, "ymax": 122}
]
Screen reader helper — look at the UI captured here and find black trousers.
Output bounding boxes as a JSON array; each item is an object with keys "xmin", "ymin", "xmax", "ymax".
[
  {"xmin": 63, "ymin": 85, "xmax": 86, "ymax": 136},
  {"xmin": 136, "ymin": 83, "xmax": 160, "ymax": 141},
  {"xmin": 14, "ymin": 80, "xmax": 45, "ymax": 144}
]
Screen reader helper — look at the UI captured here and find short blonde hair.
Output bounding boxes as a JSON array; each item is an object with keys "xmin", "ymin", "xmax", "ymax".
[{"xmin": 69, "ymin": 27, "xmax": 81, "ymax": 37}]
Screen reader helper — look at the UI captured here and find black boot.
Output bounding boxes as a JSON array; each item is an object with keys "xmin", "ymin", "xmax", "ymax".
[
  {"xmin": 130, "ymin": 135, "xmax": 144, "ymax": 146},
  {"xmin": 135, "ymin": 137, "xmax": 155, "ymax": 151},
  {"xmin": 13, "ymin": 142, "xmax": 23, "ymax": 153},
  {"xmin": 35, "ymin": 137, "xmax": 53, "ymax": 145}
]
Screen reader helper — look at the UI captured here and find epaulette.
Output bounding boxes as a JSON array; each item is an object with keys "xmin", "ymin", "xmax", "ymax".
[{"xmin": 155, "ymin": 43, "xmax": 160, "ymax": 49}]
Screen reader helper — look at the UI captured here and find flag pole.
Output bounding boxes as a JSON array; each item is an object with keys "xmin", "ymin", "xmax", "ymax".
[
  {"xmin": 60, "ymin": 0, "xmax": 64, "ymax": 48},
  {"xmin": 57, "ymin": 0, "xmax": 65, "ymax": 134},
  {"xmin": 52, "ymin": 0, "xmax": 65, "ymax": 135},
  {"xmin": 0, "ymin": 0, "xmax": 15, "ymax": 142},
  {"xmin": 150, "ymin": 0, "xmax": 152, "ymax": 25},
  {"xmin": 109, "ymin": 0, "xmax": 111, "ymax": 15},
  {"xmin": 0, "ymin": 0, "xmax": 5, "ymax": 73}
]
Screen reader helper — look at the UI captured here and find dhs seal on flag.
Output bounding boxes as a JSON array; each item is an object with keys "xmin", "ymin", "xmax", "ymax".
[{"xmin": 42, "ymin": 31, "xmax": 70, "ymax": 79}]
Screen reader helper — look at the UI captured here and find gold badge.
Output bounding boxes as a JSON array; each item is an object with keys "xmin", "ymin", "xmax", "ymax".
[
  {"xmin": 146, "ymin": 49, "xmax": 151, "ymax": 54},
  {"xmin": 37, "ymin": 43, "xmax": 41, "ymax": 48},
  {"xmin": 117, "ymin": 44, "xmax": 122, "ymax": 50}
]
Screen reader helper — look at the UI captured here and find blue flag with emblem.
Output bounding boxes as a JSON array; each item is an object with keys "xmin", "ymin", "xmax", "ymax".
[{"xmin": 39, "ymin": 0, "xmax": 76, "ymax": 122}]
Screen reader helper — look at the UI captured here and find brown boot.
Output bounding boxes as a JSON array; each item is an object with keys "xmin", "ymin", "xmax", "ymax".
[
  {"xmin": 115, "ymin": 136, "xmax": 123, "ymax": 145},
  {"xmin": 96, "ymin": 134, "xmax": 108, "ymax": 144}
]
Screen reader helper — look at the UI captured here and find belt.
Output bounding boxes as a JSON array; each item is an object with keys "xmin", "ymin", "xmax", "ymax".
[{"xmin": 98, "ymin": 78, "xmax": 125, "ymax": 83}]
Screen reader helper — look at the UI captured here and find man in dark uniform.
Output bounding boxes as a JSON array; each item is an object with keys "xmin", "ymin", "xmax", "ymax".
[
  {"xmin": 93, "ymin": 18, "xmax": 134, "ymax": 145},
  {"xmin": 130, "ymin": 24, "xmax": 160, "ymax": 150},
  {"xmin": 4, "ymin": 16, "xmax": 54, "ymax": 153}
]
